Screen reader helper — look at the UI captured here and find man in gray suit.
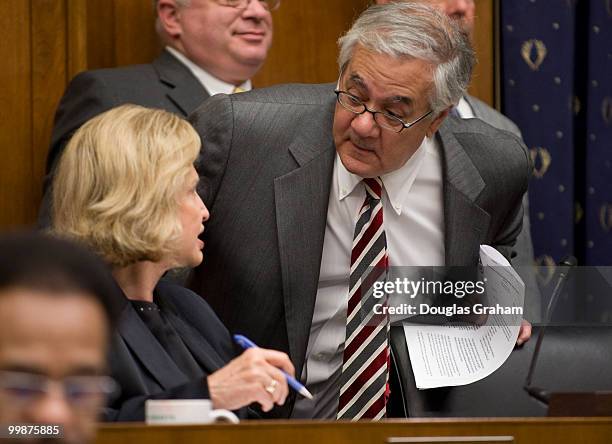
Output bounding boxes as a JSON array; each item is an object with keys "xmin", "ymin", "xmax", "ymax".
[
  {"xmin": 375, "ymin": 0, "xmax": 541, "ymax": 321},
  {"xmin": 40, "ymin": 0, "xmax": 276, "ymax": 224},
  {"xmin": 189, "ymin": 3, "xmax": 531, "ymax": 419}
]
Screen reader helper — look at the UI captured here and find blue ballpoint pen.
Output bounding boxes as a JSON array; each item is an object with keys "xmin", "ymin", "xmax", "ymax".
[{"xmin": 233, "ymin": 334, "xmax": 314, "ymax": 400}]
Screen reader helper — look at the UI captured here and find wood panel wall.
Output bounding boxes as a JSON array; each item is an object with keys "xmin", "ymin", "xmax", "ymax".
[
  {"xmin": 0, "ymin": 0, "xmax": 495, "ymax": 229},
  {"xmin": 471, "ymin": 0, "xmax": 495, "ymax": 105}
]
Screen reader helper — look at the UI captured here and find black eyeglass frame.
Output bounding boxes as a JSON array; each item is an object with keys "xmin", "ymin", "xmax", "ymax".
[
  {"xmin": 0, "ymin": 370, "xmax": 118, "ymax": 407},
  {"xmin": 334, "ymin": 90, "xmax": 434, "ymax": 133}
]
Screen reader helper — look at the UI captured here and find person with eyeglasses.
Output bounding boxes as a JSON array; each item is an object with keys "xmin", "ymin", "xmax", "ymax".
[
  {"xmin": 0, "ymin": 232, "xmax": 122, "ymax": 444},
  {"xmin": 188, "ymin": 2, "xmax": 531, "ymax": 419},
  {"xmin": 374, "ymin": 0, "xmax": 537, "ymax": 343},
  {"xmin": 39, "ymin": 0, "xmax": 279, "ymax": 227}
]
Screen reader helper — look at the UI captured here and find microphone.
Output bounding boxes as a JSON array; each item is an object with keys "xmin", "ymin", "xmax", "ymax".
[{"xmin": 523, "ymin": 255, "xmax": 577, "ymax": 405}]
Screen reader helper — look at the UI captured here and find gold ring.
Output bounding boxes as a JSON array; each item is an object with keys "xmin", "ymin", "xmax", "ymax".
[{"xmin": 265, "ymin": 379, "xmax": 278, "ymax": 394}]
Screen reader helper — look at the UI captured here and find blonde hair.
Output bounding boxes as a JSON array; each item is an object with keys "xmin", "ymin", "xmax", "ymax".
[{"xmin": 52, "ymin": 104, "xmax": 201, "ymax": 267}]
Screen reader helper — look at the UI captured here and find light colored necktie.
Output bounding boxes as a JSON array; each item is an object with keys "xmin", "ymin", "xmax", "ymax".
[
  {"xmin": 337, "ymin": 177, "xmax": 390, "ymax": 420},
  {"xmin": 232, "ymin": 86, "xmax": 246, "ymax": 94}
]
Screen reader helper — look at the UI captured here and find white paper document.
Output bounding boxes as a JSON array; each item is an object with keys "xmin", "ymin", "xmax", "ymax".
[{"xmin": 403, "ymin": 245, "xmax": 525, "ymax": 389}]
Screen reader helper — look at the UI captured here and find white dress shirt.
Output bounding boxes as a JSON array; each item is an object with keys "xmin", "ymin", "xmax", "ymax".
[
  {"xmin": 456, "ymin": 96, "xmax": 475, "ymax": 119},
  {"xmin": 292, "ymin": 136, "xmax": 445, "ymax": 418},
  {"xmin": 165, "ymin": 46, "xmax": 251, "ymax": 95}
]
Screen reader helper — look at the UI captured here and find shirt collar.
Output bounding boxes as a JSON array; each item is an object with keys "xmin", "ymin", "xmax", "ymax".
[
  {"xmin": 456, "ymin": 96, "xmax": 475, "ymax": 118},
  {"xmin": 336, "ymin": 136, "xmax": 435, "ymax": 215},
  {"xmin": 166, "ymin": 46, "xmax": 251, "ymax": 95}
]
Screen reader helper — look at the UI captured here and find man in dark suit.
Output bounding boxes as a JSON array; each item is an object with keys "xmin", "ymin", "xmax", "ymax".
[
  {"xmin": 375, "ymin": 0, "xmax": 541, "ymax": 321},
  {"xmin": 40, "ymin": 0, "xmax": 277, "ymax": 224},
  {"xmin": 189, "ymin": 3, "xmax": 531, "ymax": 419}
]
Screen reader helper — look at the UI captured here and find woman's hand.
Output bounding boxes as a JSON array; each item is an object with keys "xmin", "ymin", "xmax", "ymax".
[{"xmin": 207, "ymin": 348, "xmax": 295, "ymax": 412}]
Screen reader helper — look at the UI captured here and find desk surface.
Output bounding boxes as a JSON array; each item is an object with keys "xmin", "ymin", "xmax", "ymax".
[{"xmin": 96, "ymin": 418, "xmax": 612, "ymax": 444}]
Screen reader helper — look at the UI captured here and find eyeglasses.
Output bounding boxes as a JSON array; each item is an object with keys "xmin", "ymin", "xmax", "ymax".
[
  {"xmin": 0, "ymin": 370, "xmax": 118, "ymax": 409},
  {"xmin": 334, "ymin": 90, "xmax": 433, "ymax": 133},
  {"xmin": 214, "ymin": 0, "xmax": 281, "ymax": 11}
]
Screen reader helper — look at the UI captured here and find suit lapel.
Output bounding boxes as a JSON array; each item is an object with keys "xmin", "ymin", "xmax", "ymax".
[
  {"xmin": 437, "ymin": 118, "xmax": 490, "ymax": 265},
  {"xmin": 274, "ymin": 125, "xmax": 335, "ymax": 375},
  {"xmin": 152, "ymin": 50, "xmax": 210, "ymax": 116},
  {"xmin": 164, "ymin": 311, "xmax": 226, "ymax": 374},
  {"xmin": 117, "ymin": 305, "xmax": 190, "ymax": 390}
]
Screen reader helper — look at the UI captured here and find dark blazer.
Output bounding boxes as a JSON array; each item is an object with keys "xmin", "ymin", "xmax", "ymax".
[
  {"xmin": 39, "ymin": 50, "xmax": 209, "ymax": 226},
  {"xmin": 187, "ymin": 83, "xmax": 531, "ymax": 418},
  {"xmin": 105, "ymin": 280, "xmax": 238, "ymax": 421}
]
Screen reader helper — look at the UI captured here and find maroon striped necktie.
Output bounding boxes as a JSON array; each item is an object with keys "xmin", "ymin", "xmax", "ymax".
[{"xmin": 337, "ymin": 177, "xmax": 390, "ymax": 420}]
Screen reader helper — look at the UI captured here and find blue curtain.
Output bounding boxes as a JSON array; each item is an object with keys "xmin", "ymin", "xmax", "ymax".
[{"xmin": 501, "ymin": 0, "xmax": 611, "ymax": 267}]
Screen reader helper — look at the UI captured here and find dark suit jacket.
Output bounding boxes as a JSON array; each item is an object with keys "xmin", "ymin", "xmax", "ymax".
[
  {"xmin": 105, "ymin": 280, "xmax": 239, "ymax": 421},
  {"xmin": 188, "ymin": 83, "xmax": 531, "ymax": 418},
  {"xmin": 39, "ymin": 50, "xmax": 209, "ymax": 226}
]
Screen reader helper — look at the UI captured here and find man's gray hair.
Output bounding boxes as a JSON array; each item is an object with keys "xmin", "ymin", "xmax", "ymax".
[{"xmin": 338, "ymin": 2, "xmax": 475, "ymax": 113}]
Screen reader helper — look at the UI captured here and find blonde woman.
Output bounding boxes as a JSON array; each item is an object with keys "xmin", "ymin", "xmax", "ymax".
[{"xmin": 52, "ymin": 105, "xmax": 292, "ymax": 421}]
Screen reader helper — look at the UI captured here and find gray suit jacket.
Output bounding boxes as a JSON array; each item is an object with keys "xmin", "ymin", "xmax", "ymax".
[
  {"xmin": 38, "ymin": 50, "xmax": 209, "ymax": 226},
  {"xmin": 465, "ymin": 95, "xmax": 541, "ymax": 320},
  {"xmin": 465, "ymin": 95, "xmax": 521, "ymax": 136},
  {"xmin": 188, "ymin": 83, "xmax": 531, "ymax": 417}
]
